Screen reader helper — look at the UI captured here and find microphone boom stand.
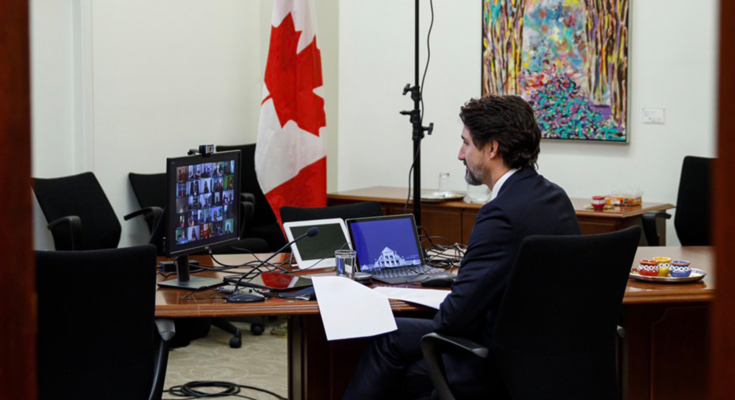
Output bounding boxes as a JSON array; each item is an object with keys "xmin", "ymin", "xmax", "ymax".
[{"xmin": 400, "ymin": 0, "xmax": 434, "ymax": 228}]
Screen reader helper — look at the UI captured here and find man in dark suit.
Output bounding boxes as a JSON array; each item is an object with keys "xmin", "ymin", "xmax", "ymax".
[{"xmin": 342, "ymin": 95, "xmax": 581, "ymax": 400}]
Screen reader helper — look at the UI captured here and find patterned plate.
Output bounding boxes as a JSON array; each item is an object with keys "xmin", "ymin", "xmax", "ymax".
[{"xmin": 629, "ymin": 268, "xmax": 707, "ymax": 283}]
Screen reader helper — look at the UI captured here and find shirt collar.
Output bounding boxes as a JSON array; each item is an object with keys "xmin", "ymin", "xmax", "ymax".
[{"xmin": 490, "ymin": 169, "xmax": 519, "ymax": 201}]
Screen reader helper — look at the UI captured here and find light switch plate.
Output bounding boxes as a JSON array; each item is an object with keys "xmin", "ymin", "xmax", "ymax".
[{"xmin": 642, "ymin": 108, "xmax": 665, "ymax": 124}]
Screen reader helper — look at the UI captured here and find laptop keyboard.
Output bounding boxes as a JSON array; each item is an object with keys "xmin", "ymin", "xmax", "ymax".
[{"xmin": 372, "ymin": 265, "xmax": 444, "ymax": 279}]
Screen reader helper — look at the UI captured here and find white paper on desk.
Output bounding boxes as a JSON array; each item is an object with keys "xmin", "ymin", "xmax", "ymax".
[
  {"xmin": 313, "ymin": 276, "xmax": 397, "ymax": 341},
  {"xmin": 372, "ymin": 287, "xmax": 450, "ymax": 310}
]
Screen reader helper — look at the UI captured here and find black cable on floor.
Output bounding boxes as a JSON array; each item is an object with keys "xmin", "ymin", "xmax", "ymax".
[{"xmin": 164, "ymin": 380, "xmax": 287, "ymax": 400}]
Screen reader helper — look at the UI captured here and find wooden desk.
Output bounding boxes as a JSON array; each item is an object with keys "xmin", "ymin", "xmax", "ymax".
[
  {"xmin": 327, "ymin": 186, "xmax": 675, "ymax": 245},
  {"xmin": 156, "ymin": 247, "xmax": 712, "ymax": 400},
  {"xmin": 622, "ymin": 247, "xmax": 712, "ymax": 400}
]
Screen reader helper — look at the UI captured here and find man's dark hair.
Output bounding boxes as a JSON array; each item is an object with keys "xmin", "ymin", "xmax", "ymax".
[{"xmin": 459, "ymin": 95, "xmax": 541, "ymax": 170}]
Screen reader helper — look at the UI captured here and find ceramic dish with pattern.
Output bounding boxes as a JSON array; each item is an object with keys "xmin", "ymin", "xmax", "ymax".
[{"xmin": 629, "ymin": 268, "xmax": 707, "ymax": 283}]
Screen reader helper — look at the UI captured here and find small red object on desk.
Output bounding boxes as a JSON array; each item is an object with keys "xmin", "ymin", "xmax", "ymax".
[{"xmin": 591, "ymin": 195, "xmax": 606, "ymax": 211}]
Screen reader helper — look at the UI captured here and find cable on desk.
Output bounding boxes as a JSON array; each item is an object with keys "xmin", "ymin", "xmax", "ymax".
[
  {"xmin": 157, "ymin": 266, "xmax": 206, "ymax": 279},
  {"xmin": 415, "ymin": 226, "xmax": 466, "ymax": 270},
  {"xmin": 207, "ymin": 251, "xmax": 290, "ymax": 281},
  {"xmin": 164, "ymin": 380, "xmax": 287, "ymax": 400},
  {"xmin": 207, "ymin": 251, "xmax": 264, "ymax": 269},
  {"xmin": 180, "ymin": 288, "xmax": 228, "ymax": 301}
]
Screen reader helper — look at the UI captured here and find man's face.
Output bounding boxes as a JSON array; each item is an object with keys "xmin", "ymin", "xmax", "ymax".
[{"xmin": 458, "ymin": 126, "xmax": 485, "ymax": 186}]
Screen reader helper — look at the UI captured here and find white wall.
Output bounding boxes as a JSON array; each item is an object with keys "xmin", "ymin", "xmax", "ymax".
[
  {"xmin": 31, "ymin": 0, "xmax": 719, "ymax": 248},
  {"xmin": 92, "ymin": 0, "xmax": 264, "ymax": 246},
  {"xmin": 338, "ymin": 0, "xmax": 719, "ymax": 245},
  {"xmin": 30, "ymin": 0, "xmax": 76, "ymax": 249},
  {"xmin": 30, "ymin": 0, "xmax": 339, "ymax": 249}
]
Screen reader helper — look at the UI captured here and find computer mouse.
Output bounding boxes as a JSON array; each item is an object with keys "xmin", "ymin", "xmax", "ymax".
[
  {"xmin": 226, "ymin": 291, "xmax": 265, "ymax": 303},
  {"xmin": 419, "ymin": 273, "xmax": 456, "ymax": 288}
]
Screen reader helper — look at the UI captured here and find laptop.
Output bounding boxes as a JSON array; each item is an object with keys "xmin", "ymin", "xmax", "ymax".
[{"xmin": 345, "ymin": 214, "xmax": 445, "ymax": 284}]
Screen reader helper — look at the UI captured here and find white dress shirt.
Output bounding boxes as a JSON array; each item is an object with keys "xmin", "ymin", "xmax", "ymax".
[{"xmin": 489, "ymin": 168, "xmax": 519, "ymax": 201}]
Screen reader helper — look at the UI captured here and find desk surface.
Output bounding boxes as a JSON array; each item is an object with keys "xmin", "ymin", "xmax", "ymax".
[
  {"xmin": 155, "ymin": 247, "xmax": 713, "ymax": 318},
  {"xmin": 328, "ymin": 186, "xmax": 675, "ymax": 219}
]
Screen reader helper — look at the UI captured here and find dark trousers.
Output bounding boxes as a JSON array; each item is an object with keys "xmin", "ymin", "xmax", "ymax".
[{"xmin": 342, "ymin": 318, "xmax": 510, "ymax": 400}]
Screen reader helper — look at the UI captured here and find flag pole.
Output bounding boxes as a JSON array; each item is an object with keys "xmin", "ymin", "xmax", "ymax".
[{"xmin": 401, "ymin": 0, "xmax": 433, "ymax": 228}]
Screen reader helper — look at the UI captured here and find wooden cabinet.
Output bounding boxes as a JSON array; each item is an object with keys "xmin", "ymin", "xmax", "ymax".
[{"xmin": 328, "ymin": 186, "xmax": 675, "ymax": 245}]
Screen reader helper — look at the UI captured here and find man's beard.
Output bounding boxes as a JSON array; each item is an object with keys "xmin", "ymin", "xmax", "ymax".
[{"xmin": 464, "ymin": 161, "xmax": 484, "ymax": 186}]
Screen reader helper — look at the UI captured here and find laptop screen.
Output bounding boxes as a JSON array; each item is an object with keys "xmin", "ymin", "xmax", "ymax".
[{"xmin": 348, "ymin": 215, "xmax": 424, "ymax": 272}]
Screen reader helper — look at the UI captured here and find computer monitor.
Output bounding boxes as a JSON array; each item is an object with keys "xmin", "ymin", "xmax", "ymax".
[{"xmin": 158, "ymin": 150, "xmax": 241, "ymax": 289}]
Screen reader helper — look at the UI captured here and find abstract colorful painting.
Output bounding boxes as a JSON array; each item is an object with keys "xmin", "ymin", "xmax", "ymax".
[{"xmin": 482, "ymin": 0, "xmax": 630, "ymax": 142}]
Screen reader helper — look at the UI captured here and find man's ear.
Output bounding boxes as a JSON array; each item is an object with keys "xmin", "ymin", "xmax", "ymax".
[{"xmin": 485, "ymin": 140, "xmax": 500, "ymax": 160}]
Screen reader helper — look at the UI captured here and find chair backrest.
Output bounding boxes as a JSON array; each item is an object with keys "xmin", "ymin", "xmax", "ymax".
[
  {"xmin": 216, "ymin": 144, "xmax": 276, "ymax": 228},
  {"xmin": 36, "ymin": 245, "xmax": 159, "ymax": 400},
  {"xmin": 128, "ymin": 172, "xmax": 167, "ymax": 234},
  {"xmin": 280, "ymin": 201, "xmax": 384, "ymax": 223},
  {"xmin": 675, "ymin": 156, "xmax": 713, "ymax": 245},
  {"xmin": 129, "ymin": 172, "xmax": 167, "ymax": 209},
  {"xmin": 33, "ymin": 172, "xmax": 121, "ymax": 250},
  {"xmin": 491, "ymin": 226, "xmax": 640, "ymax": 400}
]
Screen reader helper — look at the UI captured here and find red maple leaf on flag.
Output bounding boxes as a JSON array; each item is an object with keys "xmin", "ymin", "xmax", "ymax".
[{"xmin": 263, "ymin": 13, "xmax": 325, "ymax": 137}]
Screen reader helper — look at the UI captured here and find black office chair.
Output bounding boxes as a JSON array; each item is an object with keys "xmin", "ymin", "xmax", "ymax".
[
  {"xmin": 643, "ymin": 156, "xmax": 713, "ymax": 246},
  {"xmin": 216, "ymin": 144, "xmax": 287, "ymax": 251},
  {"xmin": 37, "ymin": 245, "xmax": 174, "ymax": 400},
  {"xmin": 280, "ymin": 201, "xmax": 384, "ymax": 223},
  {"xmin": 33, "ymin": 172, "xmax": 121, "ymax": 250},
  {"xmin": 422, "ymin": 226, "xmax": 641, "ymax": 400}
]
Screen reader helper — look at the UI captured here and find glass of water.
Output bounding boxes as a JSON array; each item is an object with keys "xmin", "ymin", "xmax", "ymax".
[
  {"xmin": 438, "ymin": 172, "xmax": 450, "ymax": 194},
  {"xmin": 335, "ymin": 249, "xmax": 357, "ymax": 278}
]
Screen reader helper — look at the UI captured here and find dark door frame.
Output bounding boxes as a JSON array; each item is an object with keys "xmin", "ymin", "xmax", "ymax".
[
  {"xmin": 711, "ymin": 1, "xmax": 735, "ymax": 398},
  {"xmin": 0, "ymin": 0, "xmax": 35, "ymax": 399}
]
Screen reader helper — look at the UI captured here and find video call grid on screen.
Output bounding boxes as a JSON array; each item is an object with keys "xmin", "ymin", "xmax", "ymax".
[
  {"xmin": 349, "ymin": 217, "xmax": 423, "ymax": 272},
  {"xmin": 167, "ymin": 152, "xmax": 239, "ymax": 256}
]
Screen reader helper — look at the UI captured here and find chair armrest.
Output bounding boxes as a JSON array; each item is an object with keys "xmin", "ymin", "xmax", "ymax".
[
  {"xmin": 239, "ymin": 200, "xmax": 255, "ymax": 237},
  {"xmin": 47, "ymin": 216, "xmax": 82, "ymax": 250},
  {"xmin": 421, "ymin": 332, "xmax": 488, "ymax": 400},
  {"xmin": 124, "ymin": 207, "xmax": 164, "ymax": 234},
  {"xmin": 422, "ymin": 332, "xmax": 488, "ymax": 358},
  {"xmin": 617, "ymin": 325, "xmax": 625, "ymax": 339},
  {"xmin": 124, "ymin": 206, "xmax": 163, "ymax": 222},
  {"xmin": 155, "ymin": 318, "xmax": 176, "ymax": 342},
  {"xmin": 642, "ymin": 212, "xmax": 671, "ymax": 246},
  {"xmin": 241, "ymin": 192, "xmax": 256, "ymax": 206},
  {"xmin": 149, "ymin": 319, "xmax": 176, "ymax": 400}
]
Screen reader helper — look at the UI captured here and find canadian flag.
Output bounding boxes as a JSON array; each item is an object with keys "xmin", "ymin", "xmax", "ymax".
[{"xmin": 255, "ymin": 0, "xmax": 327, "ymax": 225}]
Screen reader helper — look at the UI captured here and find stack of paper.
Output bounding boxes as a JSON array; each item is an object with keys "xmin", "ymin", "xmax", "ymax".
[{"xmin": 312, "ymin": 277, "xmax": 397, "ymax": 341}]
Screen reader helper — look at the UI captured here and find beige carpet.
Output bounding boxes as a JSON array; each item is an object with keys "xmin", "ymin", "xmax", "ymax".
[{"xmin": 163, "ymin": 320, "xmax": 288, "ymax": 400}]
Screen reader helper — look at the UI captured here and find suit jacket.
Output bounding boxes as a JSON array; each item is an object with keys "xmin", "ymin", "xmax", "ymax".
[{"xmin": 433, "ymin": 167, "xmax": 581, "ymax": 347}]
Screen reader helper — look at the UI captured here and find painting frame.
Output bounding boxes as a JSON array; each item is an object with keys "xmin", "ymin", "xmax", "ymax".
[{"xmin": 481, "ymin": 0, "xmax": 631, "ymax": 143}]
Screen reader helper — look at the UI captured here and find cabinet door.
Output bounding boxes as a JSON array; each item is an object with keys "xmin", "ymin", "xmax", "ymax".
[
  {"xmin": 389, "ymin": 206, "xmax": 463, "ymax": 245},
  {"xmin": 461, "ymin": 210, "xmax": 478, "ymax": 245}
]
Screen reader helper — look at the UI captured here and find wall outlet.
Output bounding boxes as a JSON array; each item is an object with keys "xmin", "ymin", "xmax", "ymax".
[{"xmin": 642, "ymin": 108, "xmax": 665, "ymax": 124}]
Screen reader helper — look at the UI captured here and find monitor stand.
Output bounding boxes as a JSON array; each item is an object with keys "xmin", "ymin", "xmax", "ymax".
[{"xmin": 157, "ymin": 256, "xmax": 222, "ymax": 289}]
